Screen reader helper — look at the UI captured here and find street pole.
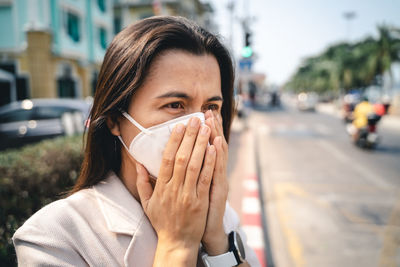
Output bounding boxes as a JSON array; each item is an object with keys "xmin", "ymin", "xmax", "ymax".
[
  {"xmin": 227, "ymin": 0, "xmax": 235, "ymax": 47},
  {"xmin": 340, "ymin": 11, "xmax": 357, "ymax": 100},
  {"xmin": 343, "ymin": 11, "xmax": 356, "ymax": 42}
]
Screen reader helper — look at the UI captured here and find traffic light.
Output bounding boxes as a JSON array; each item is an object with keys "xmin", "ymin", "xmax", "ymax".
[
  {"xmin": 242, "ymin": 46, "xmax": 253, "ymax": 58},
  {"xmin": 242, "ymin": 31, "xmax": 253, "ymax": 58},
  {"xmin": 245, "ymin": 32, "xmax": 251, "ymax": 47}
]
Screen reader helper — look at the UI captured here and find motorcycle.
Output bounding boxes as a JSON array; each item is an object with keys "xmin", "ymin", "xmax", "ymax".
[{"xmin": 352, "ymin": 113, "xmax": 381, "ymax": 149}]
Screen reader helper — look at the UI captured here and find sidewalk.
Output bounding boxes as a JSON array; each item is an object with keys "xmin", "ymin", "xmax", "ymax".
[{"xmin": 228, "ymin": 117, "xmax": 267, "ymax": 267}]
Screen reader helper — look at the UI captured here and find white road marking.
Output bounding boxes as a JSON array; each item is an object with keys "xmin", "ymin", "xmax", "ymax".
[
  {"xmin": 317, "ymin": 140, "xmax": 391, "ymax": 190},
  {"xmin": 317, "ymin": 140, "xmax": 351, "ymax": 163},
  {"xmin": 243, "ymin": 179, "xmax": 259, "ymax": 191},
  {"xmin": 351, "ymin": 163, "xmax": 391, "ymax": 191},
  {"xmin": 242, "ymin": 197, "xmax": 261, "ymax": 214},
  {"xmin": 242, "ymin": 225, "xmax": 265, "ymax": 249}
]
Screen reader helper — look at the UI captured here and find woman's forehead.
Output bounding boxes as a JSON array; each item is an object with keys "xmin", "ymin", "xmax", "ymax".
[{"xmin": 137, "ymin": 50, "xmax": 222, "ymax": 100}]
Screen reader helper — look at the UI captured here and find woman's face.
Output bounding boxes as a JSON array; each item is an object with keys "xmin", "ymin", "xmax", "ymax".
[{"xmin": 120, "ymin": 49, "xmax": 222, "ymax": 146}]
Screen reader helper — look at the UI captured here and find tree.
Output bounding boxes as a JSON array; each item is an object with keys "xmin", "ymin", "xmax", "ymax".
[{"xmin": 285, "ymin": 25, "xmax": 400, "ymax": 95}]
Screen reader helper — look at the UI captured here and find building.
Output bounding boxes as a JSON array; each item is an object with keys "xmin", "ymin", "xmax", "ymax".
[
  {"xmin": 0, "ymin": 0, "xmax": 215, "ymax": 106},
  {"xmin": 0, "ymin": 0, "xmax": 113, "ymax": 106},
  {"xmin": 113, "ymin": 0, "xmax": 215, "ymax": 35}
]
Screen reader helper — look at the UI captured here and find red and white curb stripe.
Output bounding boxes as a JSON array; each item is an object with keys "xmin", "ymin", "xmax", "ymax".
[{"xmin": 242, "ymin": 174, "xmax": 266, "ymax": 267}]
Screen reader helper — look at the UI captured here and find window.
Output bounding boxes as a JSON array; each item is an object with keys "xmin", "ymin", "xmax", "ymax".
[
  {"xmin": 58, "ymin": 77, "xmax": 76, "ymax": 98},
  {"xmin": 66, "ymin": 12, "xmax": 80, "ymax": 42},
  {"xmin": 99, "ymin": 27, "xmax": 107, "ymax": 50},
  {"xmin": 91, "ymin": 70, "xmax": 98, "ymax": 95},
  {"xmin": 114, "ymin": 17, "xmax": 121, "ymax": 34},
  {"xmin": 57, "ymin": 64, "xmax": 76, "ymax": 98},
  {"xmin": 97, "ymin": 0, "xmax": 106, "ymax": 12}
]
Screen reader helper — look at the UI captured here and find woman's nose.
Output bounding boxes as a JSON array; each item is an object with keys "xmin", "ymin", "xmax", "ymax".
[{"xmin": 188, "ymin": 106, "xmax": 205, "ymax": 114}]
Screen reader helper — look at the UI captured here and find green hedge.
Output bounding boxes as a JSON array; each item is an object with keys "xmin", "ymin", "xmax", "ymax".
[{"xmin": 0, "ymin": 136, "xmax": 84, "ymax": 266}]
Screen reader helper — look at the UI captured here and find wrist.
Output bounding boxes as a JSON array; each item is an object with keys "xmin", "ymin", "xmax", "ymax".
[
  {"xmin": 201, "ymin": 231, "xmax": 247, "ymax": 267},
  {"xmin": 202, "ymin": 230, "xmax": 229, "ymax": 256},
  {"xmin": 155, "ymin": 239, "xmax": 199, "ymax": 266}
]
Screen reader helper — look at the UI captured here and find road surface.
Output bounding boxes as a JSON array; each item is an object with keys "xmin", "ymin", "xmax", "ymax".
[{"xmin": 228, "ymin": 102, "xmax": 400, "ymax": 267}]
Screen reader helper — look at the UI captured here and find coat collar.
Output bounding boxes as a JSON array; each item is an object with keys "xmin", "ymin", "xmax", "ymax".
[{"xmin": 93, "ymin": 172, "xmax": 145, "ymax": 236}]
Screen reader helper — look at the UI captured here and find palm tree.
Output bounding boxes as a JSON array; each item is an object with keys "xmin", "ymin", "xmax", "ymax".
[
  {"xmin": 286, "ymin": 25, "xmax": 400, "ymax": 96},
  {"xmin": 367, "ymin": 25, "xmax": 400, "ymax": 90}
]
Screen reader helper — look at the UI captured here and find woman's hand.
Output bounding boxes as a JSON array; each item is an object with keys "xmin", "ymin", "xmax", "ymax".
[
  {"xmin": 136, "ymin": 117, "xmax": 216, "ymax": 266},
  {"xmin": 202, "ymin": 110, "xmax": 230, "ymax": 255}
]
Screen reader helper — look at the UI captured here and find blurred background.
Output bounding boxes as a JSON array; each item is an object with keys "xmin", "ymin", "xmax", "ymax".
[{"xmin": 0, "ymin": 0, "xmax": 399, "ymax": 266}]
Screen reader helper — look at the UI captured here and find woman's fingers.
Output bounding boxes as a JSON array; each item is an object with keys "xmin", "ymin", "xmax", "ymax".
[
  {"xmin": 213, "ymin": 136, "xmax": 225, "ymax": 183},
  {"xmin": 183, "ymin": 124, "xmax": 211, "ymax": 192},
  {"xmin": 136, "ymin": 163, "xmax": 152, "ymax": 211},
  {"xmin": 158, "ymin": 123, "xmax": 186, "ymax": 184},
  {"xmin": 171, "ymin": 117, "xmax": 201, "ymax": 187},
  {"xmin": 205, "ymin": 110, "xmax": 217, "ymax": 142},
  {"xmin": 197, "ymin": 145, "xmax": 216, "ymax": 198},
  {"xmin": 205, "ymin": 110, "xmax": 224, "ymax": 142}
]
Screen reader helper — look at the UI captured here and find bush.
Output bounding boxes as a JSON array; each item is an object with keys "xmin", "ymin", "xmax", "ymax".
[{"xmin": 0, "ymin": 136, "xmax": 84, "ymax": 266}]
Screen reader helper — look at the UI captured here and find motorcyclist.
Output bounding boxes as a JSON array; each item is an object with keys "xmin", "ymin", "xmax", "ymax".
[{"xmin": 352, "ymin": 96, "xmax": 374, "ymax": 141}]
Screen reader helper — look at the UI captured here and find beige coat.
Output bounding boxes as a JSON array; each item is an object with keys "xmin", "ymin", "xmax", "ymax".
[{"xmin": 13, "ymin": 172, "xmax": 260, "ymax": 266}]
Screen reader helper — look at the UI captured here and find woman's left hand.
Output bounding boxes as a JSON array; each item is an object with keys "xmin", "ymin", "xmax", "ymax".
[{"xmin": 202, "ymin": 110, "xmax": 230, "ymax": 255}]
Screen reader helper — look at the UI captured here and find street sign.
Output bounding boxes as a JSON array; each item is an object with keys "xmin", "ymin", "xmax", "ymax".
[{"xmin": 239, "ymin": 58, "xmax": 253, "ymax": 71}]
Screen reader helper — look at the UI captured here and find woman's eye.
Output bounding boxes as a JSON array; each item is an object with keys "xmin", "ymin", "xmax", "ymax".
[
  {"xmin": 206, "ymin": 104, "xmax": 219, "ymax": 111},
  {"xmin": 166, "ymin": 102, "xmax": 184, "ymax": 109}
]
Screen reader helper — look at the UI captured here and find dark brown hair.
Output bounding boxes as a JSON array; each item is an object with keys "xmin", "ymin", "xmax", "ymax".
[{"xmin": 72, "ymin": 16, "xmax": 235, "ymax": 192}]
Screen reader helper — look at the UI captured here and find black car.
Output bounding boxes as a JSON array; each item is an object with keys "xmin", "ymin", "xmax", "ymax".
[{"xmin": 0, "ymin": 98, "xmax": 92, "ymax": 150}]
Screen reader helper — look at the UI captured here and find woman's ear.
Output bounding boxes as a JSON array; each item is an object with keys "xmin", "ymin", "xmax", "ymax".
[{"xmin": 106, "ymin": 115, "xmax": 121, "ymax": 136}]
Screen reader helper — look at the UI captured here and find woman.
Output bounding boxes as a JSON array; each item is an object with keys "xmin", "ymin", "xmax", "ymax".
[{"xmin": 13, "ymin": 16, "xmax": 260, "ymax": 266}]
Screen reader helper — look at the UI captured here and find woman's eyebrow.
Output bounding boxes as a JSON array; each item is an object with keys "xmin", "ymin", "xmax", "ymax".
[
  {"xmin": 156, "ymin": 91, "xmax": 190, "ymax": 99},
  {"xmin": 156, "ymin": 92, "xmax": 223, "ymax": 102},
  {"xmin": 207, "ymin": 96, "xmax": 223, "ymax": 102}
]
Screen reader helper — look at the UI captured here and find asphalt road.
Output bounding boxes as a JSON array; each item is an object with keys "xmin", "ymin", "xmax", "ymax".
[{"xmin": 247, "ymin": 103, "xmax": 400, "ymax": 267}]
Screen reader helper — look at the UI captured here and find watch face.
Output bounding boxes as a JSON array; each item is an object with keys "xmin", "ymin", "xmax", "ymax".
[{"xmin": 234, "ymin": 231, "xmax": 246, "ymax": 260}]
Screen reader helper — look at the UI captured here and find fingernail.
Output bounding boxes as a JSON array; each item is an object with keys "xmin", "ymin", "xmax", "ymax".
[
  {"xmin": 175, "ymin": 123, "xmax": 184, "ymax": 133},
  {"xmin": 200, "ymin": 125, "xmax": 209, "ymax": 135},
  {"xmin": 190, "ymin": 117, "xmax": 200, "ymax": 127},
  {"xmin": 209, "ymin": 145, "xmax": 216, "ymax": 154}
]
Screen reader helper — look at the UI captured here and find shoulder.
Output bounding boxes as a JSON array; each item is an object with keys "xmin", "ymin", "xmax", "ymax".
[
  {"xmin": 13, "ymin": 189, "xmax": 96, "ymax": 243},
  {"xmin": 12, "ymin": 189, "xmax": 97, "ymax": 266}
]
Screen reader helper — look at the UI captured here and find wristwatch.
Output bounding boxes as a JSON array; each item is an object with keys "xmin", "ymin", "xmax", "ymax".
[{"xmin": 201, "ymin": 231, "xmax": 246, "ymax": 267}]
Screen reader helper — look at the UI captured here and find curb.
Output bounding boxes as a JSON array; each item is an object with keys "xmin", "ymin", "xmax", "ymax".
[{"xmin": 241, "ymin": 173, "xmax": 266, "ymax": 266}]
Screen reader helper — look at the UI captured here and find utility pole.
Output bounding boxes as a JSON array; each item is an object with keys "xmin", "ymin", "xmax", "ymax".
[
  {"xmin": 227, "ymin": 0, "xmax": 235, "ymax": 47},
  {"xmin": 343, "ymin": 11, "xmax": 356, "ymax": 42}
]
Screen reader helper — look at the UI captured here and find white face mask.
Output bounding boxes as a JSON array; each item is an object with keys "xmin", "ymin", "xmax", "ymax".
[{"xmin": 118, "ymin": 112, "xmax": 205, "ymax": 178}]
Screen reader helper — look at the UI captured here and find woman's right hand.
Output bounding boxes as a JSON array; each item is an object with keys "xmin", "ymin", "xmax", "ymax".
[{"xmin": 136, "ymin": 117, "xmax": 216, "ymax": 266}]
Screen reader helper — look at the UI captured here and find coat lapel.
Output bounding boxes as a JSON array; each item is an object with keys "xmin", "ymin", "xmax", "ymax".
[
  {"xmin": 93, "ymin": 172, "xmax": 158, "ymax": 266},
  {"xmin": 94, "ymin": 172, "xmax": 145, "ymax": 235}
]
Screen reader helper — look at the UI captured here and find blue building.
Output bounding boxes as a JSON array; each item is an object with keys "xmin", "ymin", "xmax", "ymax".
[{"xmin": 0, "ymin": 0, "xmax": 113, "ymax": 105}]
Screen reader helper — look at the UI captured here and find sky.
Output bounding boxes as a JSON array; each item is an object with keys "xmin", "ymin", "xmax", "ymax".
[{"xmin": 209, "ymin": 0, "xmax": 400, "ymax": 86}]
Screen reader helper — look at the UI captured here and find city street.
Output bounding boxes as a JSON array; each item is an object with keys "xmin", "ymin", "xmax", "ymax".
[{"xmin": 228, "ymin": 101, "xmax": 400, "ymax": 267}]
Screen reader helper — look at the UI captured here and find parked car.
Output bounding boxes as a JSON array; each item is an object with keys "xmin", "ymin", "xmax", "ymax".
[
  {"xmin": 297, "ymin": 92, "xmax": 318, "ymax": 111},
  {"xmin": 0, "ymin": 98, "xmax": 92, "ymax": 150}
]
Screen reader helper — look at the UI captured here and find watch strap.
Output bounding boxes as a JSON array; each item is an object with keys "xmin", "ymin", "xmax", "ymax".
[{"xmin": 201, "ymin": 251, "xmax": 238, "ymax": 267}]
